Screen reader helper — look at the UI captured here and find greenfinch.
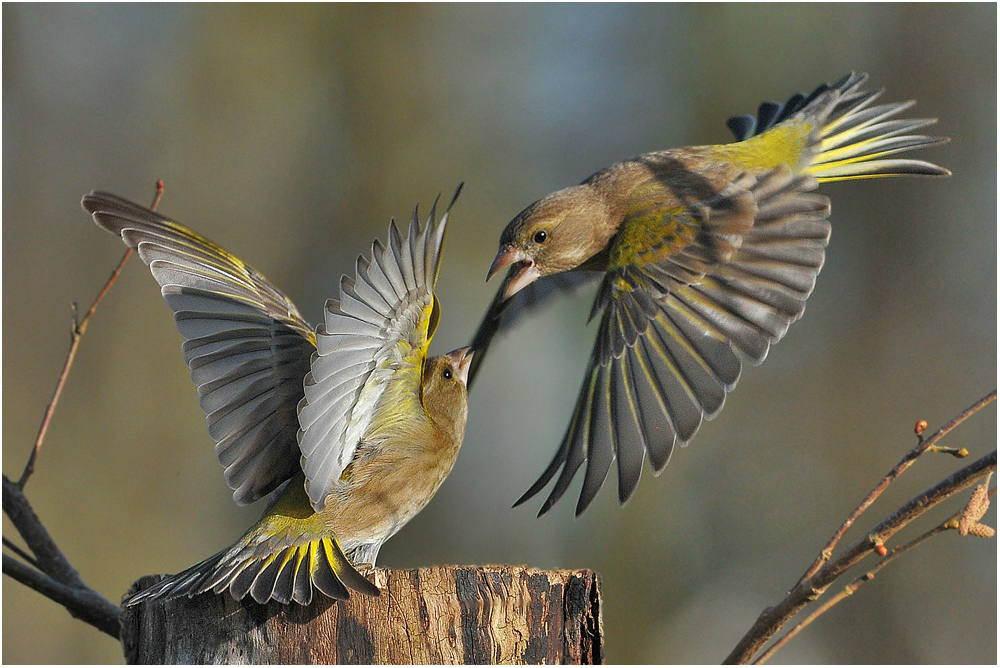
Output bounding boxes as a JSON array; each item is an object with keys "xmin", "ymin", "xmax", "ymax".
[
  {"xmin": 472, "ymin": 72, "xmax": 950, "ymax": 517},
  {"xmin": 83, "ymin": 187, "xmax": 470, "ymax": 605}
]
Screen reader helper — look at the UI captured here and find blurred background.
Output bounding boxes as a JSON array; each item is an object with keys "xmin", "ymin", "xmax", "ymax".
[{"xmin": 3, "ymin": 4, "xmax": 995, "ymax": 663}]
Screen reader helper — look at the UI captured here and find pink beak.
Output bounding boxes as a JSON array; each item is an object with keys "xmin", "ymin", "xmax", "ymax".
[
  {"xmin": 487, "ymin": 244, "xmax": 519, "ymax": 281},
  {"xmin": 487, "ymin": 245, "xmax": 541, "ymax": 301},
  {"xmin": 447, "ymin": 347, "xmax": 474, "ymax": 385}
]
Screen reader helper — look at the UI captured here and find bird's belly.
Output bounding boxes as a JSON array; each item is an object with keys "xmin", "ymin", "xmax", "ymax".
[{"xmin": 321, "ymin": 447, "xmax": 457, "ymax": 549}]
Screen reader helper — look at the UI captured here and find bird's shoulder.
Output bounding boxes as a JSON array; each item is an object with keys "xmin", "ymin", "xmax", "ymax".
[{"xmin": 598, "ymin": 150, "xmax": 758, "ymax": 272}]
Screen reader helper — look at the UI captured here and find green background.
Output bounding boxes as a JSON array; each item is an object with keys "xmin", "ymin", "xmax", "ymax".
[{"xmin": 4, "ymin": 4, "xmax": 996, "ymax": 663}]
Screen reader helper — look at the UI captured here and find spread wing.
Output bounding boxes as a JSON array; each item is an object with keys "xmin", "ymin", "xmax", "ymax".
[
  {"xmin": 516, "ymin": 167, "xmax": 832, "ymax": 515},
  {"xmin": 296, "ymin": 188, "xmax": 459, "ymax": 511},
  {"xmin": 82, "ymin": 192, "xmax": 315, "ymax": 505}
]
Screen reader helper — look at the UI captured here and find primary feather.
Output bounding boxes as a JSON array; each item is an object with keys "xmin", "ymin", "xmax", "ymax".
[
  {"xmin": 83, "ymin": 192, "xmax": 314, "ymax": 506},
  {"xmin": 85, "ymin": 185, "xmax": 467, "ymax": 605},
  {"xmin": 472, "ymin": 72, "xmax": 949, "ymax": 516},
  {"xmin": 297, "ymin": 196, "xmax": 452, "ymax": 511}
]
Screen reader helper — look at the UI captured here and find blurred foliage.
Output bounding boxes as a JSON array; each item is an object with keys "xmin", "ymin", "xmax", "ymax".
[{"xmin": 3, "ymin": 4, "xmax": 995, "ymax": 663}]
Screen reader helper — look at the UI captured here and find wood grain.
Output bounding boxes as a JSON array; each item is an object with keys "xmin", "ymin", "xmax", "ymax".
[{"xmin": 121, "ymin": 565, "xmax": 602, "ymax": 664}]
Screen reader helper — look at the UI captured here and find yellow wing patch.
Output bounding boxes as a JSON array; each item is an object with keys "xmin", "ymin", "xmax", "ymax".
[
  {"xmin": 609, "ymin": 203, "xmax": 697, "ymax": 271},
  {"xmin": 416, "ymin": 296, "xmax": 441, "ymax": 360}
]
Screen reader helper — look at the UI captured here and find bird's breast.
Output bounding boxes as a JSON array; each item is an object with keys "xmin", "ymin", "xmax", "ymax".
[{"xmin": 318, "ymin": 433, "xmax": 461, "ymax": 547}]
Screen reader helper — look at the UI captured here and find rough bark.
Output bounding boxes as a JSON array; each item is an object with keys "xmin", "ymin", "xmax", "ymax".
[{"xmin": 121, "ymin": 564, "xmax": 603, "ymax": 664}]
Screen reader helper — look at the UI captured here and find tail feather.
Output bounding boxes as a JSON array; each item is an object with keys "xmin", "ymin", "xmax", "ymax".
[
  {"xmin": 804, "ymin": 76, "xmax": 950, "ymax": 181},
  {"xmin": 728, "ymin": 72, "xmax": 950, "ymax": 181},
  {"xmin": 727, "ymin": 72, "xmax": 864, "ymax": 141},
  {"xmin": 310, "ymin": 542, "xmax": 351, "ymax": 600},
  {"xmin": 124, "ymin": 534, "xmax": 378, "ymax": 607},
  {"xmin": 823, "ymin": 117, "xmax": 938, "ymax": 151},
  {"xmin": 822, "ymin": 98, "xmax": 909, "ymax": 142},
  {"xmin": 822, "ymin": 88, "xmax": 883, "ymax": 132}
]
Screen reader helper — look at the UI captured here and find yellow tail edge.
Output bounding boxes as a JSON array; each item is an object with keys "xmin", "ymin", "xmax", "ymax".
[
  {"xmin": 124, "ymin": 533, "xmax": 378, "ymax": 607},
  {"xmin": 809, "ymin": 93, "xmax": 951, "ymax": 182}
]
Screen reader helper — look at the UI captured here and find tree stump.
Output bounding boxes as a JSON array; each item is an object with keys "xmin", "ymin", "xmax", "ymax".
[{"xmin": 120, "ymin": 565, "xmax": 603, "ymax": 664}]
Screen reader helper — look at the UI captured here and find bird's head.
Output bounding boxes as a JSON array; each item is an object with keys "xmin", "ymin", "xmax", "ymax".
[
  {"xmin": 422, "ymin": 347, "xmax": 473, "ymax": 440},
  {"xmin": 487, "ymin": 185, "xmax": 614, "ymax": 301}
]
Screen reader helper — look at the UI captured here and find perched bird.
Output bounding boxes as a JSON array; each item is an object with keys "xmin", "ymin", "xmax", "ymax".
[
  {"xmin": 472, "ymin": 72, "xmax": 950, "ymax": 517},
  {"xmin": 83, "ymin": 187, "xmax": 471, "ymax": 605}
]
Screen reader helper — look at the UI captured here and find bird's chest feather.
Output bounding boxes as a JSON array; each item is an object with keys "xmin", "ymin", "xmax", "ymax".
[{"xmin": 320, "ymin": 426, "xmax": 460, "ymax": 542}]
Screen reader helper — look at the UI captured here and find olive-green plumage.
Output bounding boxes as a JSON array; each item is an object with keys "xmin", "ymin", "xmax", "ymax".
[
  {"xmin": 471, "ymin": 72, "xmax": 950, "ymax": 517},
  {"xmin": 83, "ymin": 187, "xmax": 470, "ymax": 605}
]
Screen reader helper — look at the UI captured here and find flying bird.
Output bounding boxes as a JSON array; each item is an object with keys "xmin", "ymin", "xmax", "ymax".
[
  {"xmin": 83, "ymin": 187, "xmax": 469, "ymax": 605},
  {"xmin": 470, "ymin": 72, "xmax": 950, "ymax": 517}
]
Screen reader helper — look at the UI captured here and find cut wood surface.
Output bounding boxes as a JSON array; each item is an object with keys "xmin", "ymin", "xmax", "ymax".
[{"xmin": 121, "ymin": 564, "xmax": 603, "ymax": 664}]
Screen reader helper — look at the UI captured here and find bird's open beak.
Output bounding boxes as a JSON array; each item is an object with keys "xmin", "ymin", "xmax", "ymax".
[
  {"xmin": 449, "ymin": 347, "xmax": 474, "ymax": 386},
  {"xmin": 487, "ymin": 245, "xmax": 540, "ymax": 302},
  {"xmin": 486, "ymin": 244, "xmax": 519, "ymax": 281}
]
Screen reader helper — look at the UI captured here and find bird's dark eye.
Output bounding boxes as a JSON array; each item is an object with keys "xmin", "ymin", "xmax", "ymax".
[
  {"xmin": 533, "ymin": 230, "xmax": 548, "ymax": 244},
  {"xmin": 442, "ymin": 368, "xmax": 453, "ymax": 380}
]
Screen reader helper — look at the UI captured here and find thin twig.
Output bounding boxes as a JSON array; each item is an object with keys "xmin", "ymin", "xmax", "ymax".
[
  {"xmin": 3, "ymin": 554, "xmax": 121, "ymax": 639},
  {"xmin": 795, "ymin": 389, "xmax": 997, "ymax": 586},
  {"xmin": 3, "ymin": 475, "xmax": 89, "ymax": 588},
  {"xmin": 754, "ymin": 506, "xmax": 967, "ymax": 664},
  {"xmin": 3, "ymin": 183, "xmax": 165, "ymax": 640},
  {"xmin": 18, "ymin": 248, "xmax": 131, "ymax": 486},
  {"xmin": 725, "ymin": 448, "xmax": 996, "ymax": 664},
  {"xmin": 3, "ymin": 536, "xmax": 41, "ymax": 569},
  {"xmin": 18, "ymin": 180, "xmax": 164, "ymax": 487},
  {"xmin": 150, "ymin": 178, "xmax": 164, "ymax": 211}
]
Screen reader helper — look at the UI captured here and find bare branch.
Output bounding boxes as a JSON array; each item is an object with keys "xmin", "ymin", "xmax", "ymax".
[
  {"xmin": 754, "ymin": 503, "xmax": 968, "ymax": 664},
  {"xmin": 3, "ymin": 475, "xmax": 122, "ymax": 638},
  {"xmin": 3, "ymin": 554, "xmax": 120, "ymax": 639},
  {"xmin": 17, "ymin": 249, "xmax": 132, "ymax": 487},
  {"xmin": 3, "ymin": 536, "xmax": 41, "ymax": 569},
  {"xmin": 17, "ymin": 180, "xmax": 164, "ymax": 487},
  {"xmin": 795, "ymin": 389, "xmax": 996, "ymax": 586},
  {"xmin": 725, "ymin": 448, "xmax": 996, "ymax": 664},
  {"xmin": 3, "ymin": 475, "xmax": 87, "ymax": 588},
  {"xmin": 3, "ymin": 182, "xmax": 167, "ymax": 642}
]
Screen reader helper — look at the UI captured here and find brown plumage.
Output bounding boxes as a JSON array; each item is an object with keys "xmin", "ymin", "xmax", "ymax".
[
  {"xmin": 83, "ymin": 187, "xmax": 471, "ymax": 605},
  {"xmin": 470, "ymin": 72, "xmax": 950, "ymax": 516}
]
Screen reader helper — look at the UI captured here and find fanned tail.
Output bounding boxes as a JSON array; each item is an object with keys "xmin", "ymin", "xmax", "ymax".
[
  {"xmin": 124, "ymin": 484, "xmax": 379, "ymax": 606},
  {"xmin": 808, "ymin": 74, "xmax": 951, "ymax": 180},
  {"xmin": 729, "ymin": 72, "xmax": 951, "ymax": 181},
  {"xmin": 124, "ymin": 532, "xmax": 378, "ymax": 607}
]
